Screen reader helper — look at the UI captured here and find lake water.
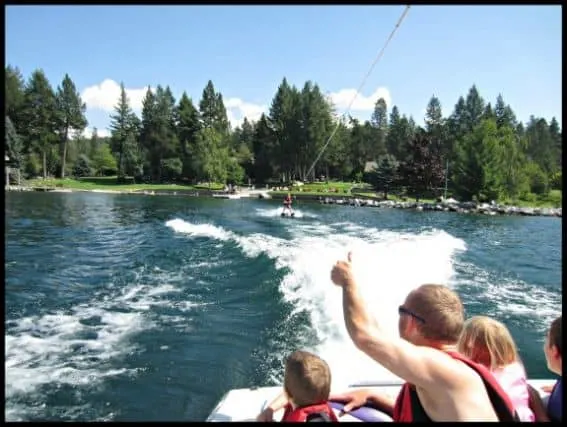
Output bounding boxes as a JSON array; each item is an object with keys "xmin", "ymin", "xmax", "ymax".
[{"xmin": 5, "ymin": 192, "xmax": 562, "ymax": 421}]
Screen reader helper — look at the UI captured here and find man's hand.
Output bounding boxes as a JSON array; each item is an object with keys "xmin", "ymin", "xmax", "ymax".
[
  {"xmin": 329, "ymin": 388, "xmax": 371, "ymax": 414},
  {"xmin": 331, "ymin": 251, "xmax": 354, "ymax": 288}
]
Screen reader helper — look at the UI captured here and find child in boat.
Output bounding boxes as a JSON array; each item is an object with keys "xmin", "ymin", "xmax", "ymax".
[
  {"xmin": 457, "ymin": 315, "xmax": 534, "ymax": 422},
  {"xmin": 527, "ymin": 315, "xmax": 562, "ymax": 422},
  {"xmin": 542, "ymin": 315, "xmax": 562, "ymax": 421},
  {"xmin": 256, "ymin": 350, "xmax": 338, "ymax": 422}
]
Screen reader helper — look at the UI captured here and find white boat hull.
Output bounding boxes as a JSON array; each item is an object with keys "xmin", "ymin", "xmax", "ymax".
[{"xmin": 206, "ymin": 379, "xmax": 554, "ymax": 422}]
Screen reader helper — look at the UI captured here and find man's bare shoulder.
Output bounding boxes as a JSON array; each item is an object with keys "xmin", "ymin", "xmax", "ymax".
[
  {"xmin": 416, "ymin": 347, "xmax": 481, "ymax": 390},
  {"xmin": 414, "ymin": 351, "xmax": 497, "ymax": 421}
]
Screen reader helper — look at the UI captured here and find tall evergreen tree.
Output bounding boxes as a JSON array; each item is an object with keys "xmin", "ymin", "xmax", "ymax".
[
  {"xmin": 109, "ymin": 82, "xmax": 137, "ymax": 180},
  {"xmin": 370, "ymin": 97, "xmax": 388, "ymax": 159},
  {"xmin": 251, "ymin": 113, "xmax": 276, "ymax": 183},
  {"xmin": 22, "ymin": 69, "xmax": 58, "ymax": 179},
  {"xmin": 424, "ymin": 95, "xmax": 446, "ymax": 159},
  {"xmin": 269, "ymin": 77, "xmax": 298, "ymax": 181},
  {"xmin": 386, "ymin": 105, "xmax": 402, "ymax": 159},
  {"xmin": 464, "ymin": 85, "xmax": 485, "ymax": 134},
  {"xmin": 5, "ymin": 65, "xmax": 26, "ymax": 134},
  {"xmin": 5, "ymin": 115, "xmax": 23, "ymax": 169},
  {"xmin": 55, "ymin": 73, "xmax": 88, "ymax": 178},
  {"xmin": 199, "ymin": 80, "xmax": 230, "ymax": 135},
  {"xmin": 494, "ymin": 94, "xmax": 517, "ymax": 129},
  {"xmin": 368, "ymin": 154, "xmax": 399, "ymax": 199},
  {"xmin": 399, "ymin": 129, "xmax": 444, "ymax": 201},
  {"xmin": 176, "ymin": 92, "xmax": 201, "ymax": 180}
]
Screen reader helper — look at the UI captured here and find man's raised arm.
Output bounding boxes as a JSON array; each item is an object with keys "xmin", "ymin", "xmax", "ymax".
[{"xmin": 331, "ymin": 253, "xmax": 464, "ymax": 390}]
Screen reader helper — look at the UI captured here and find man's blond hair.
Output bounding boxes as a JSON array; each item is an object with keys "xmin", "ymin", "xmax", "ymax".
[
  {"xmin": 284, "ymin": 350, "xmax": 331, "ymax": 408},
  {"xmin": 457, "ymin": 316, "xmax": 519, "ymax": 370},
  {"xmin": 407, "ymin": 284, "xmax": 465, "ymax": 343}
]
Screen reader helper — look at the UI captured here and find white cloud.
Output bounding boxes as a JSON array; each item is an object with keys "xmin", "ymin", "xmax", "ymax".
[
  {"xmin": 222, "ymin": 87, "xmax": 392, "ymax": 129},
  {"xmin": 329, "ymin": 87, "xmax": 391, "ymax": 112},
  {"xmin": 224, "ymin": 97, "xmax": 267, "ymax": 128},
  {"xmin": 81, "ymin": 79, "xmax": 151, "ymax": 112},
  {"xmin": 83, "ymin": 127, "xmax": 111, "ymax": 138},
  {"xmin": 79, "ymin": 81, "xmax": 392, "ymax": 131},
  {"xmin": 68, "ymin": 127, "xmax": 111, "ymax": 139}
]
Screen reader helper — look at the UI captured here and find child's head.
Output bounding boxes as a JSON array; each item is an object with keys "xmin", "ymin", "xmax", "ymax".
[
  {"xmin": 544, "ymin": 315, "xmax": 562, "ymax": 375},
  {"xmin": 283, "ymin": 350, "xmax": 331, "ymax": 408},
  {"xmin": 457, "ymin": 315, "xmax": 518, "ymax": 370}
]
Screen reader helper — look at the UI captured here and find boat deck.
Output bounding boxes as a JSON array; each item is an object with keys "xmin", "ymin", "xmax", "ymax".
[{"xmin": 206, "ymin": 379, "xmax": 554, "ymax": 422}]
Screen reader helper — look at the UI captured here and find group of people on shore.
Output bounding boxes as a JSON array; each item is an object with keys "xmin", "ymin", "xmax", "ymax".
[{"xmin": 257, "ymin": 252, "xmax": 562, "ymax": 422}]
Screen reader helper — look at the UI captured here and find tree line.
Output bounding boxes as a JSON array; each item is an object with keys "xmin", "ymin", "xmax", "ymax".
[{"xmin": 5, "ymin": 65, "xmax": 562, "ymax": 202}]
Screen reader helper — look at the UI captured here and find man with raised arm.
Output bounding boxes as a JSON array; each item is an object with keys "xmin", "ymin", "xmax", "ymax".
[{"xmin": 329, "ymin": 252, "xmax": 519, "ymax": 422}]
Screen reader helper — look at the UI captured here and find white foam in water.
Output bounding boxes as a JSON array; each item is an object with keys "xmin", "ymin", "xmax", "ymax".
[
  {"xmin": 255, "ymin": 207, "xmax": 316, "ymax": 219},
  {"xmin": 169, "ymin": 216, "xmax": 558, "ymax": 385},
  {"xmin": 5, "ymin": 309, "xmax": 142, "ymax": 398},
  {"xmin": 280, "ymin": 228, "xmax": 466, "ymax": 388},
  {"xmin": 454, "ymin": 262, "xmax": 561, "ymax": 334},
  {"xmin": 165, "ymin": 218, "xmax": 234, "ymax": 240},
  {"xmin": 166, "ymin": 218, "xmax": 466, "ymax": 389},
  {"xmin": 5, "ymin": 264, "xmax": 207, "ymax": 421}
]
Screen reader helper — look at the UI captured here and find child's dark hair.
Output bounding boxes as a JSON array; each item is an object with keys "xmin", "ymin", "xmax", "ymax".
[{"xmin": 549, "ymin": 315, "xmax": 562, "ymax": 356}]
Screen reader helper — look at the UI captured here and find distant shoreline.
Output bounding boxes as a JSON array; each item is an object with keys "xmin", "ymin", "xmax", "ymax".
[{"xmin": 5, "ymin": 185, "xmax": 561, "ymax": 218}]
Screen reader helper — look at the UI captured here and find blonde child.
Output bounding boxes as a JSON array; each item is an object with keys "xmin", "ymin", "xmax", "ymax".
[
  {"xmin": 457, "ymin": 315, "xmax": 534, "ymax": 422},
  {"xmin": 256, "ymin": 350, "xmax": 338, "ymax": 422}
]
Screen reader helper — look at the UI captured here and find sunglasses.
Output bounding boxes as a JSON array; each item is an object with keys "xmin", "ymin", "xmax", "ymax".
[{"xmin": 398, "ymin": 306, "xmax": 426, "ymax": 324}]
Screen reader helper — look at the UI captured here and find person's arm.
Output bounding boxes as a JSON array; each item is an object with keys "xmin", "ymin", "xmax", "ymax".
[
  {"xmin": 541, "ymin": 384, "xmax": 555, "ymax": 393},
  {"xmin": 366, "ymin": 391, "xmax": 396, "ymax": 416},
  {"xmin": 256, "ymin": 390, "xmax": 288, "ymax": 422},
  {"xmin": 527, "ymin": 384, "xmax": 550, "ymax": 422},
  {"xmin": 333, "ymin": 255, "xmax": 469, "ymax": 391},
  {"xmin": 330, "ymin": 388, "xmax": 396, "ymax": 416}
]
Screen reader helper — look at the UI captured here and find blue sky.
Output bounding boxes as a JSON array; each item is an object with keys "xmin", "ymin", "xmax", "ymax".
[{"xmin": 6, "ymin": 5, "xmax": 562, "ymax": 137}]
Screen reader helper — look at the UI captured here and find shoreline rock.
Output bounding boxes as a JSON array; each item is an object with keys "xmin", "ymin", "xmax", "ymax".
[{"xmin": 316, "ymin": 196, "xmax": 562, "ymax": 218}]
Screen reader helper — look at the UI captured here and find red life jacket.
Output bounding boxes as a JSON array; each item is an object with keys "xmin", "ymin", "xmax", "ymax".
[
  {"xmin": 282, "ymin": 402, "xmax": 339, "ymax": 422},
  {"xmin": 392, "ymin": 350, "xmax": 519, "ymax": 422}
]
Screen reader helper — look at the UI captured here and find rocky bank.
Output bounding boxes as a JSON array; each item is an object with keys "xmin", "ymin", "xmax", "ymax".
[{"xmin": 318, "ymin": 196, "xmax": 562, "ymax": 218}]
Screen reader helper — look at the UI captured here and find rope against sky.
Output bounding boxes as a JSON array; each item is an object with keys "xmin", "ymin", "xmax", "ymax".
[{"xmin": 305, "ymin": 5, "xmax": 412, "ymax": 181}]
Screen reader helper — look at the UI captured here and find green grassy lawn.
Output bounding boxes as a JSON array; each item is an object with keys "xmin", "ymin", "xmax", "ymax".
[
  {"xmin": 506, "ymin": 190, "xmax": 562, "ymax": 208},
  {"xmin": 351, "ymin": 191, "xmax": 437, "ymax": 204},
  {"xmin": 271, "ymin": 181, "xmax": 369, "ymax": 195},
  {"xmin": 24, "ymin": 176, "xmax": 225, "ymax": 191},
  {"xmin": 296, "ymin": 181, "xmax": 367, "ymax": 192}
]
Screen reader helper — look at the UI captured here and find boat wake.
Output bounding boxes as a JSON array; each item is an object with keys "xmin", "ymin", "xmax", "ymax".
[{"xmin": 166, "ymin": 218, "xmax": 467, "ymax": 388}]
